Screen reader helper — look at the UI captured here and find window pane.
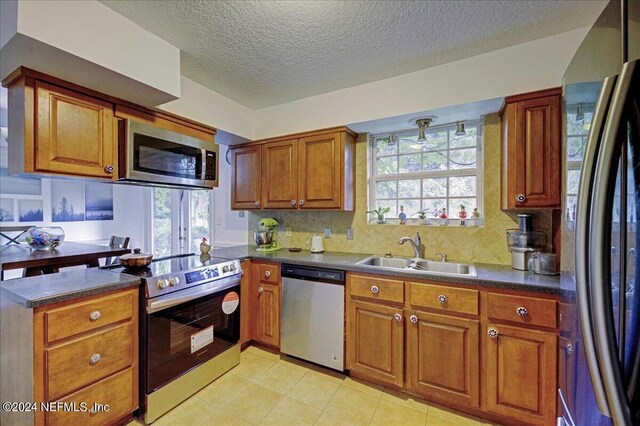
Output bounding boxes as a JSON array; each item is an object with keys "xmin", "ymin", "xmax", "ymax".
[
  {"xmin": 376, "ymin": 180, "xmax": 397, "ymax": 199},
  {"xmin": 424, "ymin": 131, "xmax": 447, "ymax": 150},
  {"xmin": 399, "ymin": 154, "xmax": 422, "ymax": 173},
  {"xmin": 449, "ymin": 148, "xmax": 476, "ymax": 169},
  {"xmin": 423, "ymin": 151, "xmax": 447, "ymax": 171},
  {"xmin": 398, "ymin": 179, "xmax": 420, "ymax": 198},
  {"xmin": 423, "ymin": 177, "xmax": 447, "ymax": 197},
  {"xmin": 398, "ymin": 135, "xmax": 422, "ymax": 154},
  {"xmin": 376, "ymin": 200, "xmax": 397, "ymax": 218},
  {"xmin": 567, "ymin": 169, "xmax": 581, "ymax": 195},
  {"xmin": 376, "ymin": 156, "xmax": 398, "ymax": 175},
  {"xmin": 566, "ymin": 136, "xmax": 585, "ymax": 162},
  {"xmin": 422, "ymin": 199, "xmax": 446, "ymax": 217},
  {"xmin": 449, "ymin": 176, "xmax": 477, "ymax": 197},
  {"xmin": 448, "ymin": 198, "xmax": 477, "ymax": 218},
  {"xmin": 376, "ymin": 137, "xmax": 397, "ymax": 155},
  {"xmin": 152, "ymin": 188, "xmax": 171, "ymax": 258},
  {"xmin": 190, "ymin": 190, "xmax": 211, "ymax": 251},
  {"xmin": 449, "ymin": 133, "xmax": 476, "ymax": 149},
  {"xmin": 400, "ymin": 200, "xmax": 421, "ymax": 217}
]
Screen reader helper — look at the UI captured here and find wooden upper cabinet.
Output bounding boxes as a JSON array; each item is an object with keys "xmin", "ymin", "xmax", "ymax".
[
  {"xmin": 231, "ymin": 127, "xmax": 356, "ymax": 210},
  {"xmin": 231, "ymin": 145, "xmax": 262, "ymax": 209},
  {"xmin": 485, "ymin": 323, "xmax": 557, "ymax": 425},
  {"xmin": 33, "ymin": 81, "xmax": 117, "ymax": 179},
  {"xmin": 501, "ymin": 88, "xmax": 561, "ymax": 209},
  {"xmin": 262, "ymin": 139, "xmax": 298, "ymax": 209}
]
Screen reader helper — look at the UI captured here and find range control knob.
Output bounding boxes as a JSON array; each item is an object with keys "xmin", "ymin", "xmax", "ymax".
[
  {"xmin": 229, "ymin": 264, "xmax": 236, "ymax": 271},
  {"xmin": 169, "ymin": 276, "xmax": 180, "ymax": 286},
  {"xmin": 222, "ymin": 265, "xmax": 230, "ymax": 273},
  {"xmin": 157, "ymin": 279, "xmax": 169, "ymax": 289}
]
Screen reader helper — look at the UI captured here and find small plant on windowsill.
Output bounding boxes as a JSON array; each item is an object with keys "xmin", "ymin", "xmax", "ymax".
[
  {"xmin": 367, "ymin": 207, "xmax": 390, "ymax": 224},
  {"xmin": 411, "ymin": 210, "xmax": 429, "ymax": 225}
]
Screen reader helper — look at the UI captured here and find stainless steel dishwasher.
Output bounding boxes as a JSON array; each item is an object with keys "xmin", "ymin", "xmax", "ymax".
[{"xmin": 281, "ymin": 264, "xmax": 345, "ymax": 371}]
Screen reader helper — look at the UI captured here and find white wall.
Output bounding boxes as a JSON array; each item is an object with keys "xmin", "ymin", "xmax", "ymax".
[{"xmin": 211, "ymin": 153, "xmax": 248, "ymax": 247}]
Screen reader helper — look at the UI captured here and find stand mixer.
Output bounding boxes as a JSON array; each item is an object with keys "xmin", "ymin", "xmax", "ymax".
[{"xmin": 254, "ymin": 218, "xmax": 281, "ymax": 252}]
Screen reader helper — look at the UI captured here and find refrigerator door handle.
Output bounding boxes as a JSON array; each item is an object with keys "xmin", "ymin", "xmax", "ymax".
[
  {"xmin": 590, "ymin": 58, "xmax": 638, "ymax": 426},
  {"xmin": 575, "ymin": 74, "xmax": 617, "ymax": 417}
]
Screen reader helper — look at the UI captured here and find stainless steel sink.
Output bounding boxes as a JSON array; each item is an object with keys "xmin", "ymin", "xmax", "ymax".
[{"xmin": 356, "ymin": 256, "xmax": 477, "ymax": 277}]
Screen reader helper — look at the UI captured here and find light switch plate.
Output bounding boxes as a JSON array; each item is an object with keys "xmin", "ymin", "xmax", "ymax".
[
  {"xmin": 346, "ymin": 227, "xmax": 354, "ymax": 240},
  {"xmin": 238, "ymin": 211, "xmax": 245, "ymax": 218},
  {"xmin": 324, "ymin": 227, "xmax": 331, "ymax": 238}
]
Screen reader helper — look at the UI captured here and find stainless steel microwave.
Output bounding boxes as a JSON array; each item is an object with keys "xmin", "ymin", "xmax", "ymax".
[{"xmin": 118, "ymin": 119, "xmax": 218, "ymax": 189}]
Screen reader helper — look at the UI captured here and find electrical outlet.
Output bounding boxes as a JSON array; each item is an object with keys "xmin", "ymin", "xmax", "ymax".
[
  {"xmin": 324, "ymin": 227, "xmax": 331, "ymax": 238},
  {"xmin": 346, "ymin": 227, "xmax": 354, "ymax": 240},
  {"xmin": 285, "ymin": 227, "xmax": 292, "ymax": 237},
  {"xmin": 238, "ymin": 211, "xmax": 245, "ymax": 218}
]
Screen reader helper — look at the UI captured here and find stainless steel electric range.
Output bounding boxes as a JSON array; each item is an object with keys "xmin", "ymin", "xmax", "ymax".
[{"xmin": 107, "ymin": 253, "xmax": 242, "ymax": 424}]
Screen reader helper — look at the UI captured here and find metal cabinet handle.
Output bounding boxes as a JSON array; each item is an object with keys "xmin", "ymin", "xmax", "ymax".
[
  {"xmin": 89, "ymin": 353, "xmax": 101, "ymax": 365},
  {"xmin": 291, "ymin": 200, "xmax": 297, "ymax": 206},
  {"xmin": 566, "ymin": 343, "xmax": 574, "ymax": 355},
  {"xmin": 370, "ymin": 285, "xmax": 379, "ymax": 294},
  {"xmin": 299, "ymin": 199, "xmax": 305, "ymax": 206},
  {"xmin": 488, "ymin": 328, "xmax": 499, "ymax": 339},
  {"xmin": 254, "ymin": 201, "xmax": 260, "ymax": 208},
  {"xmin": 410, "ymin": 315, "xmax": 418, "ymax": 324},
  {"xmin": 89, "ymin": 310, "xmax": 101, "ymax": 321},
  {"xmin": 258, "ymin": 287, "xmax": 264, "ymax": 294},
  {"xmin": 393, "ymin": 313, "xmax": 402, "ymax": 322},
  {"xmin": 516, "ymin": 306, "xmax": 528, "ymax": 317},
  {"xmin": 515, "ymin": 194, "xmax": 526, "ymax": 203},
  {"xmin": 264, "ymin": 270, "xmax": 271, "ymax": 278},
  {"xmin": 437, "ymin": 294, "xmax": 447, "ymax": 304},
  {"xmin": 104, "ymin": 165, "xmax": 114, "ymax": 174}
]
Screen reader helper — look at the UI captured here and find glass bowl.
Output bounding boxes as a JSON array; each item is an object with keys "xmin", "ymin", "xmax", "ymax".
[{"xmin": 25, "ymin": 227, "xmax": 65, "ymax": 250}]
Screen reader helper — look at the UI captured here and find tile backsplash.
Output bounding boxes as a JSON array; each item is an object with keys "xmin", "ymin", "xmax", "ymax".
[{"xmin": 249, "ymin": 114, "xmax": 552, "ymax": 265}]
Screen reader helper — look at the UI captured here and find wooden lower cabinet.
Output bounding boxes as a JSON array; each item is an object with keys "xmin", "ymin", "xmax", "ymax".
[
  {"xmin": 406, "ymin": 311, "xmax": 480, "ymax": 407},
  {"xmin": 485, "ymin": 323, "xmax": 557, "ymax": 425},
  {"xmin": 346, "ymin": 300, "xmax": 404, "ymax": 387},
  {"xmin": 240, "ymin": 259, "xmax": 252, "ymax": 345},
  {"xmin": 250, "ymin": 262, "xmax": 281, "ymax": 348}
]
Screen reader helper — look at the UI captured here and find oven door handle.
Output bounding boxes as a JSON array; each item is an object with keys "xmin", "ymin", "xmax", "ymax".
[{"xmin": 147, "ymin": 275, "xmax": 241, "ymax": 314}]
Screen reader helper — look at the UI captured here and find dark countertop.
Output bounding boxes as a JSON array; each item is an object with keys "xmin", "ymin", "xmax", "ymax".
[
  {"xmin": 0, "ymin": 269, "xmax": 141, "ymax": 308},
  {"xmin": 211, "ymin": 245, "xmax": 560, "ymax": 294}
]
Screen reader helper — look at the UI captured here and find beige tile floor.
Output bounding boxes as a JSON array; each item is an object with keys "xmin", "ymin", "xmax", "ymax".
[{"xmin": 133, "ymin": 346, "xmax": 501, "ymax": 426}]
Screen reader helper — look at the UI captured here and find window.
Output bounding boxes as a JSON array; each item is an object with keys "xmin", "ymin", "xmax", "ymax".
[
  {"xmin": 370, "ymin": 121, "xmax": 483, "ymax": 225},
  {"xmin": 565, "ymin": 104, "xmax": 593, "ymax": 223}
]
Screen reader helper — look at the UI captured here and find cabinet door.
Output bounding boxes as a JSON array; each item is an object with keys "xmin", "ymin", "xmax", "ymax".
[
  {"xmin": 35, "ymin": 81, "xmax": 116, "ymax": 179},
  {"xmin": 256, "ymin": 282, "xmax": 280, "ymax": 348},
  {"xmin": 262, "ymin": 139, "xmax": 298, "ymax": 209},
  {"xmin": 231, "ymin": 145, "xmax": 262, "ymax": 210},
  {"xmin": 485, "ymin": 323, "xmax": 557, "ymax": 425},
  {"xmin": 407, "ymin": 311, "xmax": 479, "ymax": 407},
  {"xmin": 240, "ymin": 259, "xmax": 252, "ymax": 345},
  {"xmin": 347, "ymin": 300, "xmax": 404, "ymax": 387},
  {"xmin": 503, "ymin": 95, "xmax": 561, "ymax": 209},
  {"xmin": 298, "ymin": 132, "xmax": 342, "ymax": 209}
]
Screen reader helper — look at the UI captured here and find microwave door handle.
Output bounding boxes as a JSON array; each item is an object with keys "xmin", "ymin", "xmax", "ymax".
[
  {"xmin": 146, "ymin": 275, "xmax": 240, "ymax": 314},
  {"xmin": 575, "ymin": 74, "xmax": 617, "ymax": 418},
  {"xmin": 590, "ymin": 59, "xmax": 638, "ymax": 426}
]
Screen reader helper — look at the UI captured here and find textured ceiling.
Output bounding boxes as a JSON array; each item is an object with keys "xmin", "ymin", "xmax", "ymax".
[{"xmin": 101, "ymin": 0, "xmax": 606, "ymax": 109}]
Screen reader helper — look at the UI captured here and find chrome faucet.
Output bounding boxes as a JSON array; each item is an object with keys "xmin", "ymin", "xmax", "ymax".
[
  {"xmin": 434, "ymin": 252, "xmax": 448, "ymax": 262},
  {"xmin": 399, "ymin": 232, "xmax": 422, "ymax": 259}
]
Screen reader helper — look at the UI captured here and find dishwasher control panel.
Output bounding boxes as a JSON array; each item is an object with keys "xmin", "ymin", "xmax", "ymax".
[{"xmin": 281, "ymin": 264, "xmax": 345, "ymax": 284}]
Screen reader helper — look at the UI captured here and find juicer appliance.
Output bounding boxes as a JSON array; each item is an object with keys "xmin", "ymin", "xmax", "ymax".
[
  {"xmin": 506, "ymin": 214, "xmax": 546, "ymax": 270},
  {"xmin": 254, "ymin": 218, "xmax": 281, "ymax": 252}
]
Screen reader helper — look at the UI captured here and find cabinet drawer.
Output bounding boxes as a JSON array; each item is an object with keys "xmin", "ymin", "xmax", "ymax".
[
  {"xmin": 349, "ymin": 275, "xmax": 404, "ymax": 304},
  {"xmin": 45, "ymin": 290, "xmax": 134, "ymax": 343},
  {"xmin": 259, "ymin": 263, "xmax": 280, "ymax": 283},
  {"xmin": 409, "ymin": 283, "xmax": 478, "ymax": 316},
  {"xmin": 47, "ymin": 367, "xmax": 135, "ymax": 426},
  {"xmin": 486, "ymin": 293, "xmax": 557, "ymax": 328},
  {"xmin": 46, "ymin": 323, "xmax": 133, "ymax": 400}
]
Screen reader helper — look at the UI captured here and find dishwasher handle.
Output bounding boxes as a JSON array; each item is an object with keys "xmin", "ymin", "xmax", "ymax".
[{"xmin": 281, "ymin": 264, "xmax": 345, "ymax": 284}]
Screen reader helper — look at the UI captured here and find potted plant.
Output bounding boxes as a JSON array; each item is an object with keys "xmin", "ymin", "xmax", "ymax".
[
  {"xmin": 411, "ymin": 210, "xmax": 429, "ymax": 225},
  {"xmin": 367, "ymin": 207, "xmax": 390, "ymax": 224}
]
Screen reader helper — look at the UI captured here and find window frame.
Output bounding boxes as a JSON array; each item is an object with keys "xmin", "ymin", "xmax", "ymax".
[{"xmin": 368, "ymin": 120, "xmax": 484, "ymax": 226}]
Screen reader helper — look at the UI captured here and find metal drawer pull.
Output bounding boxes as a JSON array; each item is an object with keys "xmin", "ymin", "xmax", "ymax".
[
  {"xmin": 265, "ymin": 270, "xmax": 271, "ymax": 278},
  {"xmin": 516, "ymin": 194, "xmax": 526, "ymax": 203},
  {"xmin": 488, "ymin": 328, "xmax": 499, "ymax": 339},
  {"xmin": 89, "ymin": 354, "xmax": 101, "ymax": 365},
  {"xmin": 370, "ymin": 285, "xmax": 379, "ymax": 294},
  {"xmin": 393, "ymin": 313, "xmax": 402, "ymax": 322},
  {"xmin": 299, "ymin": 200, "xmax": 305, "ymax": 206},
  {"xmin": 437, "ymin": 294, "xmax": 447, "ymax": 304},
  {"xmin": 291, "ymin": 200, "xmax": 297, "ymax": 206},
  {"xmin": 104, "ymin": 165, "xmax": 114, "ymax": 174},
  {"xmin": 410, "ymin": 315, "xmax": 418, "ymax": 324},
  {"xmin": 89, "ymin": 311, "xmax": 101, "ymax": 321},
  {"xmin": 254, "ymin": 201, "xmax": 260, "ymax": 208},
  {"xmin": 566, "ymin": 343, "xmax": 574, "ymax": 355},
  {"xmin": 516, "ymin": 306, "xmax": 528, "ymax": 317},
  {"xmin": 258, "ymin": 287, "xmax": 264, "ymax": 295}
]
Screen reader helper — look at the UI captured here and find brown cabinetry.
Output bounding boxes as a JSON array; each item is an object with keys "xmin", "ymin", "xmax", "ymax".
[
  {"xmin": 33, "ymin": 288, "xmax": 139, "ymax": 426},
  {"xmin": 250, "ymin": 262, "xmax": 281, "ymax": 348},
  {"xmin": 230, "ymin": 127, "xmax": 356, "ymax": 211},
  {"xmin": 501, "ymin": 88, "xmax": 561, "ymax": 209}
]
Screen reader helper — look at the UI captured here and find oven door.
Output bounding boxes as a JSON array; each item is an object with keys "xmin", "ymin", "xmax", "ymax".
[
  {"xmin": 144, "ymin": 277, "xmax": 240, "ymax": 393},
  {"xmin": 121, "ymin": 119, "xmax": 218, "ymax": 189}
]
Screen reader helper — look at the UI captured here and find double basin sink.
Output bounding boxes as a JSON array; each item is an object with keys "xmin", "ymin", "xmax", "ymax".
[{"xmin": 357, "ymin": 256, "xmax": 477, "ymax": 277}]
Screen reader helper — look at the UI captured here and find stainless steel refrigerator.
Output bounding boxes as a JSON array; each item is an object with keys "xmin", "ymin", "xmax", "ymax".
[{"xmin": 559, "ymin": 0, "xmax": 640, "ymax": 425}]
